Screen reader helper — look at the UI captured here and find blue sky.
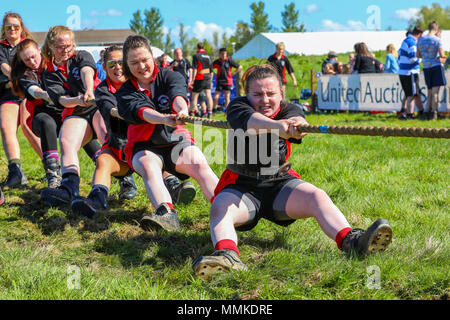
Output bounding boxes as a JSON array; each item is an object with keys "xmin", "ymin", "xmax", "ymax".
[{"xmin": 1, "ymin": 0, "xmax": 447, "ymax": 45}]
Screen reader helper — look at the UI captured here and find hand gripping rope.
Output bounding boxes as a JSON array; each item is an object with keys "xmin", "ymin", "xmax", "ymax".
[{"xmin": 109, "ymin": 108, "xmax": 450, "ymax": 139}]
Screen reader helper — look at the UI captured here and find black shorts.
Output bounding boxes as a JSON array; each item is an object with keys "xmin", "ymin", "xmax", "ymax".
[
  {"xmin": 423, "ymin": 65, "xmax": 447, "ymax": 89},
  {"xmin": 132, "ymin": 140, "xmax": 195, "ymax": 181},
  {"xmin": 193, "ymin": 79, "xmax": 211, "ymax": 93},
  {"xmin": 31, "ymin": 108, "xmax": 62, "ymax": 137},
  {"xmin": 399, "ymin": 73, "xmax": 420, "ymax": 97},
  {"xmin": 217, "ymin": 173, "xmax": 303, "ymax": 231},
  {"xmin": 0, "ymin": 88, "xmax": 22, "ymax": 105},
  {"xmin": 216, "ymin": 84, "xmax": 232, "ymax": 92}
]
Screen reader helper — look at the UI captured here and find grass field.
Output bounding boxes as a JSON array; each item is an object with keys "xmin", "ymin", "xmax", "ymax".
[{"xmin": 0, "ymin": 111, "xmax": 448, "ymax": 300}]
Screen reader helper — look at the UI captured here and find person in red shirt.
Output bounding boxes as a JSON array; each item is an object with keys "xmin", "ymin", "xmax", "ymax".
[
  {"xmin": 212, "ymin": 48, "xmax": 242, "ymax": 112},
  {"xmin": 0, "ymin": 12, "xmax": 39, "ymax": 188},
  {"xmin": 188, "ymin": 42, "xmax": 214, "ymax": 118},
  {"xmin": 40, "ymin": 25, "xmax": 107, "ymax": 207},
  {"xmin": 116, "ymin": 35, "xmax": 218, "ymax": 232},
  {"xmin": 267, "ymin": 42, "xmax": 297, "ymax": 98},
  {"xmin": 192, "ymin": 64, "xmax": 392, "ymax": 280}
]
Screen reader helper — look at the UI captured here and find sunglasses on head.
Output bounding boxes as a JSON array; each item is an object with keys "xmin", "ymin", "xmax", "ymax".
[
  {"xmin": 106, "ymin": 59, "xmax": 123, "ymax": 69},
  {"xmin": 5, "ymin": 24, "xmax": 20, "ymax": 31}
]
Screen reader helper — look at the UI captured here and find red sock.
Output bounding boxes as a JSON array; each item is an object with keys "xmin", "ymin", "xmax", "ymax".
[
  {"xmin": 166, "ymin": 202, "xmax": 174, "ymax": 210},
  {"xmin": 335, "ymin": 227, "xmax": 352, "ymax": 250},
  {"xmin": 214, "ymin": 239, "xmax": 239, "ymax": 256}
]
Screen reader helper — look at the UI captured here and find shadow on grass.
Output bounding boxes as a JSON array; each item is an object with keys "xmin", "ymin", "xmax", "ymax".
[
  {"xmin": 15, "ymin": 187, "xmax": 149, "ymax": 235},
  {"xmin": 93, "ymin": 229, "xmax": 211, "ymax": 269}
]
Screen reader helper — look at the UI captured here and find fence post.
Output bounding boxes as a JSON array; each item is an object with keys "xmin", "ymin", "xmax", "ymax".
[{"xmin": 311, "ymin": 70, "xmax": 317, "ymax": 113}]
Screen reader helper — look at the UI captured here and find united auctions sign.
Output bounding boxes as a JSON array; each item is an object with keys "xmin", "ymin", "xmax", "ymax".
[{"xmin": 317, "ymin": 72, "xmax": 450, "ymax": 112}]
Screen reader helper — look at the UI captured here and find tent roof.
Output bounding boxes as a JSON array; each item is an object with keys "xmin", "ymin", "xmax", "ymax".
[{"xmin": 234, "ymin": 31, "xmax": 450, "ymax": 59}]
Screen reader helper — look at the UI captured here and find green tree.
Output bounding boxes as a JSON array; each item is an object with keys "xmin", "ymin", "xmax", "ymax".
[
  {"xmin": 250, "ymin": 1, "xmax": 272, "ymax": 34},
  {"xmin": 231, "ymin": 21, "xmax": 253, "ymax": 51},
  {"xmin": 178, "ymin": 23, "xmax": 190, "ymax": 54},
  {"xmin": 129, "ymin": 8, "xmax": 164, "ymax": 49},
  {"xmin": 281, "ymin": 2, "xmax": 306, "ymax": 32},
  {"xmin": 409, "ymin": 3, "xmax": 450, "ymax": 30}
]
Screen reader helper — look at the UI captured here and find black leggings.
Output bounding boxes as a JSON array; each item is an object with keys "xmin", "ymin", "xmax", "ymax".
[{"xmin": 31, "ymin": 112, "xmax": 101, "ymax": 160}]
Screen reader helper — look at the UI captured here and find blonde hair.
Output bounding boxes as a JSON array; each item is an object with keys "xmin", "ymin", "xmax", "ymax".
[
  {"xmin": 42, "ymin": 25, "xmax": 76, "ymax": 60},
  {"xmin": 276, "ymin": 42, "xmax": 285, "ymax": 55},
  {"xmin": 1, "ymin": 12, "xmax": 33, "ymax": 42},
  {"xmin": 386, "ymin": 44, "xmax": 398, "ymax": 58}
]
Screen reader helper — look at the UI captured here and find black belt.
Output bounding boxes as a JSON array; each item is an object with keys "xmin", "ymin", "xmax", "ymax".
[{"xmin": 226, "ymin": 162, "xmax": 292, "ymax": 180}]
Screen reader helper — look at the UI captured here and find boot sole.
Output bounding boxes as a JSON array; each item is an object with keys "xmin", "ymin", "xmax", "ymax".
[
  {"xmin": 365, "ymin": 224, "xmax": 392, "ymax": 254},
  {"xmin": 176, "ymin": 184, "xmax": 197, "ymax": 205},
  {"xmin": 193, "ymin": 256, "xmax": 231, "ymax": 280},
  {"xmin": 140, "ymin": 215, "xmax": 181, "ymax": 232},
  {"xmin": 71, "ymin": 199, "xmax": 97, "ymax": 218}
]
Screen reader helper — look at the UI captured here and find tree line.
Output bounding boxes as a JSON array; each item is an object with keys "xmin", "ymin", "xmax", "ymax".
[{"xmin": 129, "ymin": 1, "xmax": 305, "ymax": 57}]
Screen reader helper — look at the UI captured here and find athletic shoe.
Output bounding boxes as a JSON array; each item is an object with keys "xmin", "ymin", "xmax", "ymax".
[
  {"xmin": 164, "ymin": 176, "xmax": 196, "ymax": 205},
  {"xmin": 341, "ymin": 218, "xmax": 392, "ymax": 255},
  {"xmin": 41, "ymin": 174, "xmax": 79, "ymax": 206},
  {"xmin": 140, "ymin": 203, "xmax": 181, "ymax": 232},
  {"xmin": 1, "ymin": 163, "xmax": 28, "ymax": 189},
  {"xmin": 192, "ymin": 249, "xmax": 248, "ymax": 280},
  {"xmin": 118, "ymin": 174, "xmax": 137, "ymax": 200},
  {"xmin": 398, "ymin": 113, "xmax": 414, "ymax": 121},
  {"xmin": 0, "ymin": 186, "xmax": 4, "ymax": 205},
  {"xmin": 71, "ymin": 196, "xmax": 104, "ymax": 218},
  {"xmin": 43, "ymin": 158, "xmax": 62, "ymax": 189}
]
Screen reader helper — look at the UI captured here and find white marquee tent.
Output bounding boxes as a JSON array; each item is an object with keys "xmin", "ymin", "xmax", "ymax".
[{"xmin": 233, "ymin": 31, "xmax": 450, "ymax": 59}]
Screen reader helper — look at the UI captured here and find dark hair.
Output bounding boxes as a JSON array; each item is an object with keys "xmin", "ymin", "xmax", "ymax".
[
  {"xmin": 219, "ymin": 47, "xmax": 227, "ymax": 54},
  {"xmin": 241, "ymin": 64, "xmax": 283, "ymax": 96},
  {"xmin": 411, "ymin": 25, "xmax": 424, "ymax": 35},
  {"xmin": 354, "ymin": 42, "xmax": 371, "ymax": 57},
  {"xmin": 428, "ymin": 21, "xmax": 438, "ymax": 32},
  {"xmin": 197, "ymin": 42, "xmax": 204, "ymax": 50},
  {"xmin": 122, "ymin": 35, "xmax": 153, "ymax": 79},
  {"xmin": 103, "ymin": 45, "xmax": 122, "ymax": 64},
  {"xmin": 10, "ymin": 38, "xmax": 44, "ymax": 97}
]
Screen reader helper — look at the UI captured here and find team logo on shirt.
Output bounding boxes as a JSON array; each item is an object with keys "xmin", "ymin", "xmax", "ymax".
[
  {"xmin": 157, "ymin": 94, "xmax": 170, "ymax": 110},
  {"xmin": 72, "ymin": 67, "xmax": 80, "ymax": 80},
  {"xmin": 281, "ymin": 61, "xmax": 285, "ymax": 67}
]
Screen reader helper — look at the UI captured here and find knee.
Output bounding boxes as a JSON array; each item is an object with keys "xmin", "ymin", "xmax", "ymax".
[{"xmin": 309, "ymin": 187, "xmax": 331, "ymax": 207}]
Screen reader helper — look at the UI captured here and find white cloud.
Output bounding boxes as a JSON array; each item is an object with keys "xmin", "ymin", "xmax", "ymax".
[
  {"xmin": 320, "ymin": 19, "xmax": 369, "ymax": 31},
  {"xmin": 305, "ymin": 4, "xmax": 319, "ymax": 14},
  {"xmin": 190, "ymin": 21, "xmax": 234, "ymax": 42},
  {"xmin": 394, "ymin": 8, "xmax": 420, "ymax": 21},
  {"xmin": 89, "ymin": 9, "xmax": 123, "ymax": 17}
]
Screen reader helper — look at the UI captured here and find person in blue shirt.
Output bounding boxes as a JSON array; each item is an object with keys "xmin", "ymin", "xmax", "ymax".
[
  {"xmin": 417, "ymin": 21, "xmax": 447, "ymax": 120},
  {"xmin": 398, "ymin": 26, "xmax": 425, "ymax": 120},
  {"xmin": 384, "ymin": 44, "xmax": 399, "ymax": 74},
  {"xmin": 96, "ymin": 49, "xmax": 106, "ymax": 82}
]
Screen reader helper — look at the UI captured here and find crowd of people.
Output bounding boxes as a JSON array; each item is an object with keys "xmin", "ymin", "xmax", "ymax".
[
  {"xmin": 321, "ymin": 21, "xmax": 447, "ymax": 120},
  {"xmin": 0, "ymin": 11, "xmax": 395, "ymax": 279}
]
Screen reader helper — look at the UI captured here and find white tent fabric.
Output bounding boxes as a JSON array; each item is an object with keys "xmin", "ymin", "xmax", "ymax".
[
  {"xmin": 233, "ymin": 31, "xmax": 450, "ymax": 59},
  {"xmin": 76, "ymin": 46, "xmax": 170, "ymax": 63}
]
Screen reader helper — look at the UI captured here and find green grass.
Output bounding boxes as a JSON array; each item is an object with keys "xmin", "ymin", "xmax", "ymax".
[{"xmin": 0, "ymin": 111, "xmax": 448, "ymax": 300}]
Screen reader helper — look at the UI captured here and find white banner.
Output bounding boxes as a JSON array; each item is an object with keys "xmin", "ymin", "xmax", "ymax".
[{"xmin": 317, "ymin": 71, "xmax": 450, "ymax": 112}]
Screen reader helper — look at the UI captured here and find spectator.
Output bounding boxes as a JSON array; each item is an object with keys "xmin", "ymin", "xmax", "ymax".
[
  {"xmin": 348, "ymin": 53, "xmax": 355, "ymax": 73},
  {"xmin": 398, "ymin": 25, "xmax": 425, "ymax": 120},
  {"xmin": 170, "ymin": 48, "xmax": 192, "ymax": 86},
  {"xmin": 322, "ymin": 51, "xmax": 338, "ymax": 73},
  {"xmin": 323, "ymin": 62, "xmax": 336, "ymax": 75},
  {"xmin": 267, "ymin": 42, "xmax": 297, "ymax": 97},
  {"xmin": 384, "ymin": 44, "xmax": 399, "ymax": 74},
  {"xmin": 334, "ymin": 61, "xmax": 344, "ymax": 74},
  {"xmin": 96, "ymin": 49, "xmax": 106, "ymax": 81},
  {"xmin": 342, "ymin": 63, "xmax": 351, "ymax": 74},
  {"xmin": 417, "ymin": 21, "xmax": 447, "ymax": 120},
  {"xmin": 353, "ymin": 42, "xmax": 383, "ymax": 74},
  {"xmin": 158, "ymin": 53, "xmax": 170, "ymax": 69}
]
